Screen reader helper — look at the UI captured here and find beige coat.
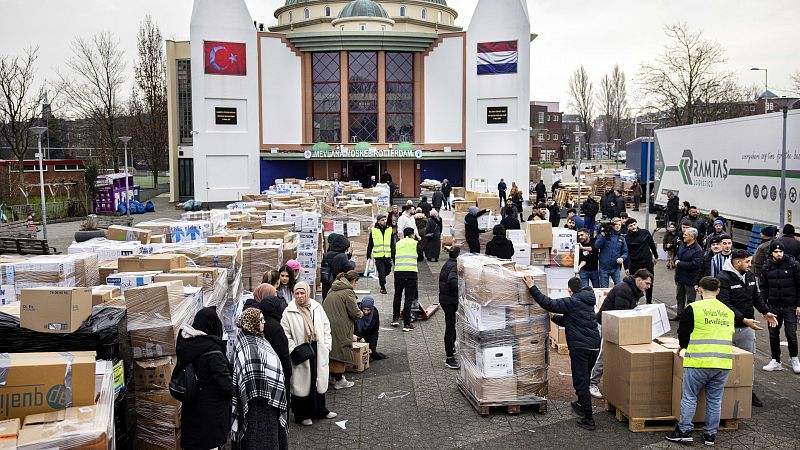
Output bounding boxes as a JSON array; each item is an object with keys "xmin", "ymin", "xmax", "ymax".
[{"xmin": 281, "ymin": 299, "xmax": 332, "ymax": 397}]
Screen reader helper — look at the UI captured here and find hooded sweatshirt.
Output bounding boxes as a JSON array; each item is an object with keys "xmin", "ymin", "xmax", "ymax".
[
  {"xmin": 485, "ymin": 234, "xmax": 515, "ymax": 259},
  {"xmin": 323, "ymin": 234, "xmax": 355, "ymax": 281},
  {"xmin": 527, "ymin": 285, "xmax": 600, "ymax": 350},
  {"xmin": 717, "ymin": 259, "xmax": 768, "ymax": 327}
]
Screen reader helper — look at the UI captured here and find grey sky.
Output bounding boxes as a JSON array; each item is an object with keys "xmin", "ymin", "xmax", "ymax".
[{"xmin": 1, "ymin": 0, "xmax": 798, "ymax": 114}]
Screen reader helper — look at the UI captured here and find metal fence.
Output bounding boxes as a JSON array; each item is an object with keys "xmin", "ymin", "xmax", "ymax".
[{"xmin": 3, "ymin": 200, "xmax": 88, "ymax": 222}]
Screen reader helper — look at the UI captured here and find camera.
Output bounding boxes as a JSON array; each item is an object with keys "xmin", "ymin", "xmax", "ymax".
[{"xmin": 599, "ymin": 219, "xmax": 613, "ymax": 235}]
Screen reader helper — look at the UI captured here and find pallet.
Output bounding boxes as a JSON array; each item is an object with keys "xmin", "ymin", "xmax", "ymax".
[
  {"xmin": 457, "ymin": 380, "xmax": 547, "ymax": 416},
  {"xmin": 548, "ymin": 336, "xmax": 569, "ymax": 355},
  {"xmin": 605, "ymin": 401, "xmax": 739, "ymax": 433}
]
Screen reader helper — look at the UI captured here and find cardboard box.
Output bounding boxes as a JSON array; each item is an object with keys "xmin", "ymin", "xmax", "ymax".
[
  {"xmin": 603, "ymin": 342, "xmax": 674, "ymax": 418},
  {"xmin": 462, "ymin": 367, "xmax": 517, "ymax": 402},
  {"xmin": 154, "ymin": 273, "xmax": 202, "ymax": 288},
  {"xmin": 454, "ymin": 200, "xmax": 476, "ymax": 212},
  {"xmin": 671, "ymin": 376, "xmax": 752, "ymax": 421},
  {"xmin": 0, "ymin": 352, "xmax": 96, "ymax": 420},
  {"xmin": 464, "ymin": 300, "xmax": 506, "ymax": 331},
  {"xmin": 19, "ymin": 287, "xmax": 92, "ymax": 333},
  {"xmin": 602, "ymin": 310, "xmax": 653, "ymax": 345},
  {"xmin": 17, "ymin": 405, "xmax": 108, "ymax": 449},
  {"xmin": 476, "ymin": 196, "xmax": 498, "ymax": 213},
  {"xmin": 206, "ymin": 234, "xmax": 243, "ymax": 244},
  {"xmin": 477, "ymin": 345, "xmax": 514, "ymax": 378},
  {"xmin": 117, "ymin": 254, "xmax": 187, "ymax": 273},
  {"xmin": 549, "ymin": 250, "xmax": 577, "ymax": 268},
  {"xmin": 98, "ymin": 260, "xmax": 118, "ymax": 281},
  {"xmin": 133, "ymin": 357, "xmax": 177, "ymax": 391},
  {"xmin": 514, "ymin": 336, "xmax": 548, "ymax": 370},
  {"xmin": 511, "ymin": 243, "xmax": 531, "ymax": 266},
  {"xmin": 151, "ymin": 234, "xmax": 165, "ymax": 243},
  {"xmin": 0, "ymin": 285, "xmax": 16, "ymax": 306},
  {"xmin": 531, "ymin": 248, "xmax": 550, "ymax": 266},
  {"xmin": 0, "ymin": 418, "xmax": 19, "ymax": 449},
  {"xmin": 345, "ymin": 342, "xmax": 370, "ymax": 373},
  {"xmin": 524, "ymin": 221, "xmax": 553, "ymax": 248},
  {"xmin": 552, "ymin": 227, "xmax": 578, "ymax": 252},
  {"xmin": 673, "ymin": 347, "xmax": 753, "ymax": 387},
  {"xmin": 593, "ymin": 288, "xmax": 612, "ymax": 313},
  {"xmin": 632, "ymin": 303, "xmax": 671, "ymax": 339},
  {"xmin": 549, "ymin": 320, "xmax": 567, "ymax": 345},
  {"xmin": 252, "ymin": 229, "xmax": 288, "ymax": 241},
  {"xmin": 507, "ymin": 229, "xmax": 526, "ymax": 244},
  {"xmin": 106, "ymin": 225, "xmax": 152, "ymax": 244},
  {"xmin": 91, "ymin": 285, "xmax": 120, "ymax": 305},
  {"xmin": 654, "ymin": 336, "xmax": 680, "ymax": 350},
  {"xmin": 105, "ymin": 271, "xmax": 160, "ymax": 292},
  {"xmin": 172, "ymin": 267, "xmax": 222, "ymax": 285}
]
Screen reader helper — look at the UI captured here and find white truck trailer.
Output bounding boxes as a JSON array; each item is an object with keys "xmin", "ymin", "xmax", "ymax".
[{"xmin": 654, "ymin": 109, "xmax": 800, "ymax": 247}]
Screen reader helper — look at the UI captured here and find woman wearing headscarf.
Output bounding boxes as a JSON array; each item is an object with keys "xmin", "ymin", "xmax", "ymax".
[
  {"xmin": 322, "ymin": 271, "xmax": 363, "ymax": 390},
  {"xmin": 280, "ymin": 282, "xmax": 336, "ymax": 426},
  {"xmin": 244, "ymin": 282, "xmax": 278, "ymax": 310},
  {"xmin": 423, "ymin": 209, "xmax": 443, "ymax": 262},
  {"xmin": 231, "ymin": 308, "xmax": 289, "ymax": 450},
  {"xmin": 354, "ymin": 296, "xmax": 388, "ymax": 361},
  {"xmin": 176, "ymin": 307, "xmax": 233, "ymax": 450},
  {"xmin": 257, "ymin": 293, "xmax": 292, "ymax": 395}
]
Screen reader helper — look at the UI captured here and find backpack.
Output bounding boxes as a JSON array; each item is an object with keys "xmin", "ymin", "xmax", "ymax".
[
  {"xmin": 320, "ymin": 255, "xmax": 334, "ymax": 285},
  {"xmin": 169, "ymin": 350, "xmax": 222, "ymax": 403}
]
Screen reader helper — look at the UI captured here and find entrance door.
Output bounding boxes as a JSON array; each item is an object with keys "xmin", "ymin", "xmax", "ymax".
[
  {"xmin": 349, "ymin": 161, "xmax": 380, "ymax": 187},
  {"xmin": 178, "ymin": 158, "xmax": 194, "ymax": 198}
]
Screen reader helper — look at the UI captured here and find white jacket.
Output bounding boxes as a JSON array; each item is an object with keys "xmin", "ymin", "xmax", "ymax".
[{"xmin": 281, "ymin": 299, "xmax": 332, "ymax": 397}]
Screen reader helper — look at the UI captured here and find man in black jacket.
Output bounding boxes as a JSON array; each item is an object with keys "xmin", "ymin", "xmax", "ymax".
[
  {"xmin": 500, "ymin": 206, "xmax": 521, "ymax": 230},
  {"xmin": 686, "ymin": 206, "xmax": 707, "ymax": 245},
  {"xmin": 759, "ymin": 241, "xmax": 800, "ymax": 373},
  {"xmin": 777, "ymin": 224, "xmax": 800, "ymax": 259},
  {"xmin": 673, "ymin": 227, "xmax": 704, "ymax": 320},
  {"xmin": 498, "ymin": 178, "xmax": 508, "ymax": 208},
  {"xmin": 588, "ymin": 269, "xmax": 652, "ymax": 399},
  {"xmin": 600, "ymin": 189, "xmax": 616, "ymax": 218},
  {"xmin": 465, "ymin": 206, "xmax": 489, "ymax": 253},
  {"xmin": 523, "ymin": 276, "xmax": 600, "ymax": 430},
  {"xmin": 439, "ymin": 246, "xmax": 461, "ymax": 369},
  {"xmin": 716, "ymin": 249, "xmax": 777, "ymax": 407},
  {"xmin": 582, "ymin": 196, "xmax": 599, "ymax": 237},
  {"xmin": 417, "ymin": 196, "xmax": 432, "ymax": 217},
  {"xmin": 535, "ymin": 179, "xmax": 547, "ymax": 203},
  {"xmin": 322, "ymin": 234, "xmax": 355, "ymax": 299},
  {"xmin": 431, "ymin": 190, "xmax": 445, "ymax": 212},
  {"xmin": 666, "ymin": 191, "xmax": 680, "ymax": 225},
  {"xmin": 441, "ymin": 179, "xmax": 453, "ymax": 210},
  {"xmin": 485, "ymin": 225, "xmax": 515, "ymax": 259},
  {"xmin": 612, "ymin": 190, "xmax": 626, "ymax": 218},
  {"xmin": 625, "ymin": 218, "xmax": 658, "ymax": 304}
]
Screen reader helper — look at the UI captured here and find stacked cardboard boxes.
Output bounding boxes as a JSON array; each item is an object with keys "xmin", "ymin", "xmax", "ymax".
[{"xmin": 457, "ymin": 254, "xmax": 549, "ymax": 404}]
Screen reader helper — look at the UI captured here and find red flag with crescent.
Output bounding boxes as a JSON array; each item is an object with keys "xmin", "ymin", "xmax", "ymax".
[{"xmin": 204, "ymin": 41, "xmax": 247, "ymax": 75}]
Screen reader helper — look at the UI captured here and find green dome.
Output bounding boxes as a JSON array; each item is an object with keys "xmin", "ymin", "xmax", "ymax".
[
  {"xmin": 338, "ymin": 0, "xmax": 390, "ymax": 19},
  {"xmin": 396, "ymin": 142, "xmax": 415, "ymax": 151},
  {"xmin": 354, "ymin": 141, "xmax": 372, "ymax": 151},
  {"xmin": 312, "ymin": 142, "xmax": 330, "ymax": 152}
]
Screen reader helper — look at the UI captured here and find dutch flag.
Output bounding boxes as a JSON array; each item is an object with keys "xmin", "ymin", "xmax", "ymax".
[{"xmin": 477, "ymin": 40, "xmax": 518, "ymax": 75}]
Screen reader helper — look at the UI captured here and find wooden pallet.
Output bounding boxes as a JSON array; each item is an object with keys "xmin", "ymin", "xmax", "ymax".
[
  {"xmin": 457, "ymin": 380, "xmax": 547, "ymax": 416},
  {"xmin": 548, "ymin": 336, "xmax": 569, "ymax": 355},
  {"xmin": 606, "ymin": 401, "xmax": 739, "ymax": 433}
]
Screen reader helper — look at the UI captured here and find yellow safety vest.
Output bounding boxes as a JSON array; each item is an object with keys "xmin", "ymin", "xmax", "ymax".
[
  {"xmin": 683, "ymin": 298, "xmax": 734, "ymax": 370},
  {"xmin": 394, "ymin": 237, "xmax": 418, "ymax": 272},
  {"xmin": 371, "ymin": 226, "xmax": 393, "ymax": 259}
]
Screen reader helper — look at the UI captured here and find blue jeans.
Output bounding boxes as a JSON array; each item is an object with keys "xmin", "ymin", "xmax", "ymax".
[
  {"xmin": 580, "ymin": 269, "xmax": 600, "ymax": 288},
  {"xmin": 598, "ymin": 265, "xmax": 621, "ymax": 288},
  {"xmin": 679, "ymin": 368, "xmax": 730, "ymax": 435}
]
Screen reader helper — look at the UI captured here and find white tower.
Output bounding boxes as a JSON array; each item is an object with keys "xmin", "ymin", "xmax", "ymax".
[
  {"xmin": 190, "ymin": 0, "xmax": 260, "ymax": 202},
  {"xmin": 465, "ymin": 0, "xmax": 531, "ymax": 193}
]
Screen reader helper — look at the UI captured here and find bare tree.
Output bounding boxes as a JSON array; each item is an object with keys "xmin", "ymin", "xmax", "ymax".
[
  {"xmin": 129, "ymin": 15, "xmax": 168, "ymax": 188},
  {"xmin": 791, "ymin": 71, "xmax": 800, "ymax": 96},
  {"xmin": 0, "ymin": 47, "xmax": 45, "ymax": 190},
  {"xmin": 568, "ymin": 65, "xmax": 594, "ymax": 147},
  {"xmin": 598, "ymin": 65, "xmax": 630, "ymax": 146},
  {"xmin": 58, "ymin": 31, "xmax": 126, "ymax": 171},
  {"xmin": 637, "ymin": 23, "xmax": 741, "ymax": 126}
]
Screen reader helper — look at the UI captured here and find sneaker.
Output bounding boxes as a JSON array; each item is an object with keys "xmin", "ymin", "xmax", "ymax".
[
  {"xmin": 762, "ymin": 359, "xmax": 784, "ymax": 371},
  {"xmin": 301, "ymin": 419, "xmax": 313, "ymax": 426},
  {"xmin": 576, "ymin": 417, "xmax": 596, "ymax": 430},
  {"xmin": 752, "ymin": 392, "xmax": 763, "ymax": 408},
  {"xmin": 380, "ymin": 288, "xmax": 387, "ymax": 294},
  {"xmin": 325, "ymin": 411, "xmax": 338, "ymax": 419},
  {"xmin": 403, "ymin": 324, "xmax": 415, "ymax": 332},
  {"xmin": 390, "ymin": 320, "xmax": 400, "ymax": 327},
  {"xmin": 445, "ymin": 357, "xmax": 460, "ymax": 369},
  {"xmin": 665, "ymin": 426, "xmax": 693, "ymax": 443},
  {"xmin": 792, "ymin": 357, "xmax": 800, "ymax": 374},
  {"xmin": 333, "ymin": 377, "xmax": 355, "ymax": 390},
  {"xmin": 372, "ymin": 352, "xmax": 389, "ymax": 360},
  {"xmin": 703, "ymin": 433, "xmax": 716, "ymax": 446},
  {"xmin": 589, "ymin": 384, "xmax": 603, "ymax": 399},
  {"xmin": 570, "ymin": 400, "xmax": 585, "ymax": 417}
]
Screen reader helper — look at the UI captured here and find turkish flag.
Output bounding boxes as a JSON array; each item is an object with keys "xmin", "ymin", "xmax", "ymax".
[{"xmin": 204, "ymin": 41, "xmax": 247, "ymax": 76}]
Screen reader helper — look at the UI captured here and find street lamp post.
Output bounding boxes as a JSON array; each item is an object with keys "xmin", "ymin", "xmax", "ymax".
[
  {"xmin": 614, "ymin": 138, "xmax": 622, "ymax": 170},
  {"xmin": 119, "ymin": 137, "xmax": 132, "ymax": 218},
  {"xmin": 30, "ymin": 126, "xmax": 48, "ymax": 241},
  {"xmin": 751, "ymin": 67, "xmax": 769, "ymax": 112},
  {"xmin": 573, "ymin": 131, "xmax": 586, "ymax": 214},
  {"xmin": 642, "ymin": 122, "xmax": 659, "ymax": 233},
  {"xmin": 772, "ymin": 97, "xmax": 799, "ymax": 229}
]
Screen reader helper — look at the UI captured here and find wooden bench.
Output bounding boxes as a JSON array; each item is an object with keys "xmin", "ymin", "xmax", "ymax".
[{"xmin": 0, "ymin": 237, "xmax": 59, "ymax": 255}]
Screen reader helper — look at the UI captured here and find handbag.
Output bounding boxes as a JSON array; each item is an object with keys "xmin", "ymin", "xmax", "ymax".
[{"xmin": 290, "ymin": 342, "xmax": 315, "ymax": 365}]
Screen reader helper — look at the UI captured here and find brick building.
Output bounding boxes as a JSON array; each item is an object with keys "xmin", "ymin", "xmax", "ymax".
[
  {"xmin": 529, "ymin": 101, "xmax": 563, "ymax": 162},
  {"xmin": 0, "ymin": 160, "xmax": 86, "ymax": 201}
]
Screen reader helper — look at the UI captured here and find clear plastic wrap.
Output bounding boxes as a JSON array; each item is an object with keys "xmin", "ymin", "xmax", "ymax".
[
  {"xmin": 456, "ymin": 253, "xmax": 550, "ymax": 403},
  {"xmin": 13, "ymin": 255, "xmax": 77, "ymax": 294},
  {"xmin": 241, "ymin": 241, "xmax": 283, "ymax": 291},
  {"xmin": 134, "ymin": 389, "xmax": 181, "ymax": 449},
  {"xmin": 125, "ymin": 281, "xmax": 200, "ymax": 359},
  {"xmin": 68, "ymin": 237, "xmax": 146, "ymax": 261}
]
